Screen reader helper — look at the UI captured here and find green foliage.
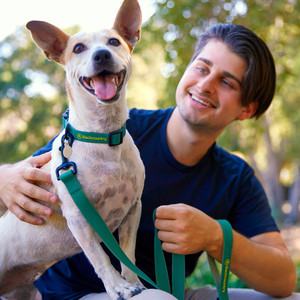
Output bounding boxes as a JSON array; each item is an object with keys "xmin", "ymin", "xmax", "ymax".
[
  {"xmin": 295, "ymin": 260, "xmax": 300, "ymax": 293},
  {"xmin": 0, "ymin": 28, "xmax": 68, "ymax": 163}
]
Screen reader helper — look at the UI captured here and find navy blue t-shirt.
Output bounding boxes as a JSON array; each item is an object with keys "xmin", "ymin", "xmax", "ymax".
[{"xmin": 34, "ymin": 108, "xmax": 278, "ymax": 300}]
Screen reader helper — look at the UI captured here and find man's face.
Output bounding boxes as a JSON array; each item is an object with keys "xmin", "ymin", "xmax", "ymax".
[{"xmin": 175, "ymin": 39, "xmax": 249, "ymax": 135}]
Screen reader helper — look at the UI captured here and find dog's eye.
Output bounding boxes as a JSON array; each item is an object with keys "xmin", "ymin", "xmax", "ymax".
[
  {"xmin": 108, "ymin": 38, "xmax": 120, "ymax": 47},
  {"xmin": 73, "ymin": 43, "xmax": 85, "ymax": 54}
]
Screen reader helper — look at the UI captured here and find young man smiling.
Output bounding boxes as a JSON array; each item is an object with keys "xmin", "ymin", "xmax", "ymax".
[{"xmin": 0, "ymin": 24, "xmax": 298, "ymax": 300}]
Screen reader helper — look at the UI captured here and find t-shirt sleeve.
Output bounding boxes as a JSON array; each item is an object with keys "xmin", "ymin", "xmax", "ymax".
[{"xmin": 228, "ymin": 165, "xmax": 279, "ymax": 238}]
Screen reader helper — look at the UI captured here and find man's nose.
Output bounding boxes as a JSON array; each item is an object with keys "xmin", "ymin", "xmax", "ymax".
[{"xmin": 196, "ymin": 75, "xmax": 216, "ymax": 95}]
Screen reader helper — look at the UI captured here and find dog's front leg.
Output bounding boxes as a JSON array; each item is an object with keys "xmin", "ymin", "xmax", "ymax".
[
  {"xmin": 118, "ymin": 199, "xmax": 144, "ymax": 290},
  {"xmin": 60, "ymin": 197, "xmax": 142, "ymax": 300}
]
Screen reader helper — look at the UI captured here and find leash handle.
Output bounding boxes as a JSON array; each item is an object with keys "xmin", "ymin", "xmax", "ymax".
[
  {"xmin": 153, "ymin": 209, "xmax": 185, "ymax": 300},
  {"xmin": 207, "ymin": 220, "xmax": 233, "ymax": 300},
  {"xmin": 153, "ymin": 210, "xmax": 233, "ymax": 300}
]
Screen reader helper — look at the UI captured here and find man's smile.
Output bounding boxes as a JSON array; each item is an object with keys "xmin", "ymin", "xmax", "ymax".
[{"xmin": 190, "ymin": 94, "xmax": 216, "ymax": 108}]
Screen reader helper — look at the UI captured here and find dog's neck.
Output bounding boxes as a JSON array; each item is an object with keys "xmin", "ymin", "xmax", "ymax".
[{"xmin": 67, "ymin": 90, "xmax": 128, "ymax": 134}]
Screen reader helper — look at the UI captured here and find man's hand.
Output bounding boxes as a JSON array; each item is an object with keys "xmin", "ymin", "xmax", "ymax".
[
  {"xmin": 0, "ymin": 152, "xmax": 59, "ymax": 225},
  {"xmin": 155, "ymin": 203, "xmax": 223, "ymax": 255},
  {"xmin": 155, "ymin": 203, "xmax": 296, "ymax": 297}
]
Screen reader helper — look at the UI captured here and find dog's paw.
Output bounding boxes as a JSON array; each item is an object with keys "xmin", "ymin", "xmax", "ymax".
[{"xmin": 107, "ymin": 280, "xmax": 145, "ymax": 300}]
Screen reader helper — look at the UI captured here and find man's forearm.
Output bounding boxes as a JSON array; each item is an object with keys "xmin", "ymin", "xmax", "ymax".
[{"xmin": 209, "ymin": 229, "xmax": 296, "ymax": 297}]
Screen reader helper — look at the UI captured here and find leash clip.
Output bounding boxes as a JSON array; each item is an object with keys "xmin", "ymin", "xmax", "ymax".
[
  {"xmin": 56, "ymin": 161, "xmax": 77, "ymax": 181},
  {"xmin": 56, "ymin": 122, "xmax": 77, "ymax": 180}
]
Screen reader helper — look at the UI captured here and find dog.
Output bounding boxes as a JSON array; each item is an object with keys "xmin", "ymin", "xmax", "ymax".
[{"xmin": 0, "ymin": 0, "xmax": 145, "ymax": 299}]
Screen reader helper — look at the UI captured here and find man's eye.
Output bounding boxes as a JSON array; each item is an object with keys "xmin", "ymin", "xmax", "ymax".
[
  {"xmin": 73, "ymin": 43, "xmax": 85, "ymax": 54},
  {"xmin": 222, "ymin": 80, "xmax": 232, "ymax": 88},
  {"xmin": 198, "ymin": 67, "xmax": 206, "ymax": 73},
  {"xmin": 108, "ymin": 38, "xmax": 120, "ymax": 47}
]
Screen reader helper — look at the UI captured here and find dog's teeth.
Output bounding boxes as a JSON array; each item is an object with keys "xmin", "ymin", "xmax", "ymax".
[
  {"xmin": 115, "ymin": 75, "xmax": 119, "ymax": 86},
  {"xmin": 90, "ymin": 80, "xmax": 95, "ymax": 89}
]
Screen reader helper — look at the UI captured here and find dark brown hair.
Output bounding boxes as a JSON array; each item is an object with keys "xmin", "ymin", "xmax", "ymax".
[{"xmin": 190, "ymin": 24, "xmax": 276, "ymax": 119}]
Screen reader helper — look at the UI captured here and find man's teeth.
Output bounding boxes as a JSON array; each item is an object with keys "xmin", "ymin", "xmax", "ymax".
[{"xmin": 191, "ymin": 95, "xmax": 213, "ymax": 107}]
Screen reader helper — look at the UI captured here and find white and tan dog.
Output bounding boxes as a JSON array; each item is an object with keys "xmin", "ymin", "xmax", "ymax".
[{"xmin": 0, "ymin": 0, "xmax": 145, "ymax": 299}]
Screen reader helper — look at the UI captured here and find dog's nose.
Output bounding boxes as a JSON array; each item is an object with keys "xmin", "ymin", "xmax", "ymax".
[{"xmin": 93, "ymin": 49, "xmax": 112, "ymax": 64}]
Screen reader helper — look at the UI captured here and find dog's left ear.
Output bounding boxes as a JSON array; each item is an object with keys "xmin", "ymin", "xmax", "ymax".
[
  {"xmin": 26, "ymin": 21, "xmax": 70, "ymax": 64},
  {"xmin": 112, "ymin": 0, "xmax": 142, "ymax": 51}
]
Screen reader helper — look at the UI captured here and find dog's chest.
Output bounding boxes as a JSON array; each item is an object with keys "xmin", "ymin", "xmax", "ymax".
[{"xmin": 60, "ymin": 140, "xmax": 143, "ymax": 228}]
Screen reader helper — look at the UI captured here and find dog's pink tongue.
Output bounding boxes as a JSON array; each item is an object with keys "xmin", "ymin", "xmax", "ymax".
[{"xmin": 92, "ymin": 75, "xmax": 116, "ymax": 100}]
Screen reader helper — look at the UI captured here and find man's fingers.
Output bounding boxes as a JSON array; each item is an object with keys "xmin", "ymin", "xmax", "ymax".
[
  {"xmin": 155, "ymin": 205, "xmax": 177, "ymax": 219},
  {"xmin": 27, "ymin": 152, "xmax": 52, "ymax": 168},
  {"xmin": 24, "ymin": 167, "xmax": 53, "ymax": 185},
  {"xmin": 9, "ymin": 203, "xmax": 46, "ymax": 225},
  {"xmin": 19, "ymin": 181, "xmax": 58, "ymax": 204}
]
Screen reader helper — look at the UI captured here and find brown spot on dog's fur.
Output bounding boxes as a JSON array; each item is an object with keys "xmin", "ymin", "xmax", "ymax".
[
  {"xmin": 98, "ymin": 200, "xmax": 106, "ymax": 210},
  {"xmin": 103, "ymin": 187, "xmax": 118, "ymax": 199},
  {"xmin": 118, "ymin": 183, "xmax": 126, "ymax": 194},
  {"xmin": 123, "ymin": 196, "xmax": 129, "ymax": 204},
  {"xmin": 104, "ymin": 208, "xmax": 124, "ymax": 223}
]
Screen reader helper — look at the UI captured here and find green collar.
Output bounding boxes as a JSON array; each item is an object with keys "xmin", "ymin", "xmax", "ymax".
[{"xmin": 63, "ymin": 116, "xmax": 126, "ymax": 147}]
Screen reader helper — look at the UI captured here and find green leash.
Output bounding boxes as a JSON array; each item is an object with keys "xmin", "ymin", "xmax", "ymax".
[
  {"xmin": 59, "ymin": 170, "xmax": 233, "ymax": 300},
  {"xmin": 153, "ymin": 209, "xmax": 233, "ymax": 300},
  {"xmin": 59, "ymin": 170, "xmax": 159, "ymax": 289}
]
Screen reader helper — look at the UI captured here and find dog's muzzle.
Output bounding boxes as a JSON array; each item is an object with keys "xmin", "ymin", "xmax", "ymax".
[{"xmin": 79, "ymin": 69, "xmax": 126, "ymax": 103}]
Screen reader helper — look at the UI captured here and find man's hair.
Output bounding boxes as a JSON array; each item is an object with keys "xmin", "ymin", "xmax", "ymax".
[{"xmin": 190, "ymin": 24, "xmax": 276, "ymax": 119}]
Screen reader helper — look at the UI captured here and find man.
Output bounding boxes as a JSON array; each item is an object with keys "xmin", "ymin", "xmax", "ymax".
[{"xmin": 0, "ymin": 24, "xmax": 298, "ymax": 300}]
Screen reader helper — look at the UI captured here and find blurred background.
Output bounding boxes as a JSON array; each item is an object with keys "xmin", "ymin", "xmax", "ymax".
[{"xmin": 1, "ymin": 0, "xmax": 300, "ymax": 291}]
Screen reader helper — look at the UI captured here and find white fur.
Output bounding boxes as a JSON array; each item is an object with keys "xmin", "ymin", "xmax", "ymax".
[{"xmin": 0, "ymin": 1, "xmax": 145, "ymax": 299}]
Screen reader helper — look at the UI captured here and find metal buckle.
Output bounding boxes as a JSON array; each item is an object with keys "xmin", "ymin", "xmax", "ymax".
[
  {"xmin": 56, "ymin": 162, "xmax": 77, "ymax": 181},
  {"xmin": 108, "ymin": 129, "xmax": 124, "ymax": 147}
]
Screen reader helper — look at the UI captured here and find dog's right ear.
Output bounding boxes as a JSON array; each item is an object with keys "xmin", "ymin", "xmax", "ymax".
[
  {"xmin": 26, "ymin": 21, "xmax": 70, "ymax": 64},
  {"xmin": 112, "ymin": 0, "xmax": 142, "ymax": 52}
]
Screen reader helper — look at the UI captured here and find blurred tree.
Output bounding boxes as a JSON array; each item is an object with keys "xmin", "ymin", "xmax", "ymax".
[{"xmin": 0, "ymin": 26, "xmax": 73, "ymax": 163}]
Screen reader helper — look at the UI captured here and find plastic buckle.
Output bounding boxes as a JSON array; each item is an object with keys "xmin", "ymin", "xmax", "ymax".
[
  {"xmin": 56, "ymin": 162, "xmax": 77, "ymax": 181},
  {"xmin": 108, "ymin": 129, "xmax": 124, "ymax": 147}
]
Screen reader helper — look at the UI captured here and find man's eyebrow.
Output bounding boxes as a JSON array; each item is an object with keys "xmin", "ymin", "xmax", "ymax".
[{"xmin": 197, "ymin": 57, "xmax": 243, "ymax": 87}]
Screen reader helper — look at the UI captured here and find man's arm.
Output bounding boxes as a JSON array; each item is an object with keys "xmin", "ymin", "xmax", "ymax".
[
  {"xmin": 155, "ymin": 203, "xmax": 297, "ymax": 297},
  {"xmin": 0, "ymin": 152, "xmax": 59, "ymax": 225}
]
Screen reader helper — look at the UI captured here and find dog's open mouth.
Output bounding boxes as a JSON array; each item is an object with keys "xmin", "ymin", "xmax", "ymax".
[{"xmin": 79, "ymin": 70, "xmax": 126, "ymax": 102}]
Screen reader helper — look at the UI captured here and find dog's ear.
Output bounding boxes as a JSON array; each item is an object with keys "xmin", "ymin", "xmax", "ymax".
[
  {"xmin": 112, "ymin": 0, "xmax": 142, "ymax": 51},
  {"xmin": 26, "ymin": 21, "xmax": 70, "ymax": 64}
]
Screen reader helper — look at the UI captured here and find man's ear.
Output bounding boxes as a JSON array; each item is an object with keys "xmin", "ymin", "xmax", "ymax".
[{"xmin": 237, "ymin": 101, "xmax": 259, "ymax": 120}]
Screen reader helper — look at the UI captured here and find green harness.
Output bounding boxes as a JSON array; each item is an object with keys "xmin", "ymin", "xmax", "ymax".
[{"xmin": 56, "ymin": 117, "xmax": 233, "ymax": 300}]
